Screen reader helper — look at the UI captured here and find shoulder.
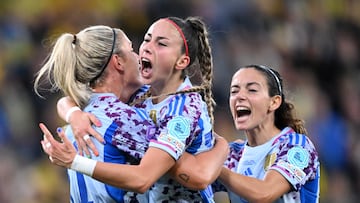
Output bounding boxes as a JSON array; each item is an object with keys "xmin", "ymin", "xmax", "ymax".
[
  {"xmin": 277, "ymin": 130, "xmax": 317, "ymax": 152},
  {"xmin": 224, "ymin": 140, "xmax": 246, "ymax": 170}
]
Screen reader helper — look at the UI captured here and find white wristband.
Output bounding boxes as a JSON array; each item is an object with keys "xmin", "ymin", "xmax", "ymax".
[
  {"xmin": 65, "ymin": 106, "xmax": 81, "ymax": 123},
  {"xmin": 70, "ymin": 154, "xmax": 97, "ymax": 177}
]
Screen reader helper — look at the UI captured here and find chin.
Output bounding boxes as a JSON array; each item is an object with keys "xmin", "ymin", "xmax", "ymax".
[
  {"xmin": 140, "ymin": 78, "xmax": 152, "ymax": 85},
  {"xmin": 234, "ymin": 123, "xmax": 246, "ymax": 131}
]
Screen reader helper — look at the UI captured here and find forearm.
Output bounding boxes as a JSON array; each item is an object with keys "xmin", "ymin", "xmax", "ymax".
[
  {"xmin": 92, "ymin": 161, "xmax": 151, "ymax": 193},
  {"xmin": 219, "ymin": 168, "xmax": 290, "ymax": 203},
  {"xmin": 73, "ymin": 147, "xmax": 175, "ymax": 193},
  {"xmin": 170, "ymin": 135, "xmax": 229, "ymax": 190},
  {"xmin": 219, "ymin": 167, "xmax": 270, "ymax": 202}
]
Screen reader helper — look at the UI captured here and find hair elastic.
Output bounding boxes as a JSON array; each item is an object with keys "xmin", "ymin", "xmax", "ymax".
[
  {"xmin": 72, "ymin": 34, "xmax": 77, "ymax": 44},
  {"xmin": 164, "ymin": 18, "xmax": 189, "ymax": 57},
  {"xmin": 90, "ymin": 28, "xmax": 117, "ymax": 83}
]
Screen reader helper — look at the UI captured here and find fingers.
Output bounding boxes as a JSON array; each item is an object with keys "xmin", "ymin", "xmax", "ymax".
[
  {"xmin": 41, "ymin": 140, "xmax": 51, "ymax": 155},
  {"xmin": 82, "ymin": 134, "xmax": 99, "ymax": 157},
  {"xmin": 45, "ymin": 142, "xmax": 52, "ymax": 149},
  {"xmin": 56, "ymin": 127, "xmax": 72, "ymax": 146},
  {"xmin": 75, "ymin": 137, "xmax": 87, "ymax": 156},
  {"xmin": 39, "ymin": 123, "xmax": 58, "ymax": 145},
  {"xmin": 83, "ymin": 134, "xmax": 90, "ymax": 141},
  {"xmin": 88, "ymin": 113, "xmax": 102, "ymax": 127},
  {"xmin": 88, "ymin": 128, "xmax": 105, "ymax": 145}
]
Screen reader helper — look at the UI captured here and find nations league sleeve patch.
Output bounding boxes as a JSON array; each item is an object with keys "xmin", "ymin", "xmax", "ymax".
[
  {"xmin": 287, "ymin": 146, "xmax": 310, "ymax": 169},
  {"xmin": 167, "ymin": 116, "xmax": 191, "ymax": 142}
]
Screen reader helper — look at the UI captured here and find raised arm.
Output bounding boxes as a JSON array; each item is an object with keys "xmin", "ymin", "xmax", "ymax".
[
  {"xmin": 57, "ymin": 96, "xmax": 103, "ymax": 156},
  {"xmin": 169, "ymin": 133, "xmax": 229, "ymax": 190},
  {"xmin": 40, "ymin": 122, "xmax": 175, "ymax": 194}
]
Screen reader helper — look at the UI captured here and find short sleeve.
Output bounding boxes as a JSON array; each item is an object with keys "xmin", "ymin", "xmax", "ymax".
[
  {"xmin": 149, "ymin": 93, "xmax": 204, "ymax": 160},
  {"xmin": 269, "ymin": 133, "xmax": 320, "ymax": 191}
]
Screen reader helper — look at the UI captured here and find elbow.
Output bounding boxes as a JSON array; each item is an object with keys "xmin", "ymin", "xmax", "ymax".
[
  {"xmin": 197, "ymin": 175, "xmax": 214, "ymax": 190},
  {"xmin": 135, "ymin": 185, "xmax": 149, "ymax": 194},
  {"xmin": 129, "ymin": 176, "xmax": 153, "ymax": 194},
  {"xmin": 187, "ymin": 174, "xmax": 213, "ymax": 190},
  {"xmin": 193, "ymin": 183, "xmax": 210, "ymax": 191}
]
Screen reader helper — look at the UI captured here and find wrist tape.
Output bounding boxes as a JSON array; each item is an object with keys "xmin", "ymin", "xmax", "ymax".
[{"xmin": 70, "ymin": 154, "xmax": 97, "ymax": 177}]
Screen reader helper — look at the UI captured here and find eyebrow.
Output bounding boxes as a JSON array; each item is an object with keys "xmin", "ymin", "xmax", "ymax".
[
  {"xmin": 145, "ymin": 33, "xmax": 169, "ymax": 41},
  {"xmin": 231, "ymin": 82, "xmax": 260, "ymax": 89}
]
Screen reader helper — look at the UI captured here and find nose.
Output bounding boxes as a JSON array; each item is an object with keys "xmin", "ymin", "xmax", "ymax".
[
  {"xmin": 233, "ymin": 90, "xmax": 247, "ymax": 100},
  {"xmin": 140, "ymin": 42, "xmax": 152, "ymax": 56}
]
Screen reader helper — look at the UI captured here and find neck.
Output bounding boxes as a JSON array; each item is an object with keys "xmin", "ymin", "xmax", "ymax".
[
  {"xmin": 93, "ymin": 74, "xmax": 141, "ymax": 103},
  {"xmin": 245, "ymin": 123, "xmax": 281, "ymax": 147},
  {"xmin": 150, "ymin": 76, "xmax": 184, "ymax": 104}
]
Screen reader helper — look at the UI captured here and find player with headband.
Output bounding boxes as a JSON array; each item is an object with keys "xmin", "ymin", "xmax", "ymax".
[
  {"xmin": 40, "ymin": 16, "xmax": 226, "ymax": 202},
  {"xmin": 207, "ymin": 65, "xmax": 320, "ymax": 202}
]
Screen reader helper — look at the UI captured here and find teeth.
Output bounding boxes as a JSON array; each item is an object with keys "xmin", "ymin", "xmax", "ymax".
[
  {"xmin": 141, "ymin": 58, "xmax": 150, "ymax": 62},
  {"xmin": 236, "ymin": 106, "xmax": 249, "ymax": 111}
]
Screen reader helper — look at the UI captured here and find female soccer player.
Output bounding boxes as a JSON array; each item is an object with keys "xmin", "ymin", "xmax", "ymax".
[
  {"xmin": 213, "ymin": 65, "xmax": 320, "ymax": 202},
  {"xmin": 39, "ymin": 16, "xmax": 226, "ymax": 202}
]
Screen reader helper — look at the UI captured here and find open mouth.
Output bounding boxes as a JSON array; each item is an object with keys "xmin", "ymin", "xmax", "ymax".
[
  {"xmin": 236, "ymin": 107, "xmax": 251, "ymax": 118},
  {"xmin": 141, "ymin": 58, "xmax": 152, "ymax": 78}
]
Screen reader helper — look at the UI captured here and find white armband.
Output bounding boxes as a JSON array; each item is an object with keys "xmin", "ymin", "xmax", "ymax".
[
  {"xmin": 70, "ymin": 155, "xmax": 97, "ymax": 177},
  {"xmin": 65, "ymin": 106, "xmax": 81, "ymax": 123}
]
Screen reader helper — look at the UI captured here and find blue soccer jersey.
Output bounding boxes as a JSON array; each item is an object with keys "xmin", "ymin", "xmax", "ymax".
[
  {"xmin": 131, "ymin": 77, "xmax": 215, "ymax": 203},
  {"xmin": 213, "ymin": 127, "xmax": 320, "ymax": 203},
  {"xmin": 65, "ymin": 93, "xmax": 152, "ymax": 203}
]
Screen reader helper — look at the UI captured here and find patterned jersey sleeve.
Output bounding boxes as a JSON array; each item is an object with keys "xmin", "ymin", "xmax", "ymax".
[
  {"xmin": 89, "ymin": 95, "xmax": 153, "ymax": 160},
  {"xmin": 149, "ymin": 93, "xmax": 207, "ymax": 160},
  {"xmin": 212, "ymin": 141, "xmax": 244, "ymax": 193},
  {"xmin": 269, "ymin": 133, "xmax": 320, "ymax": 191}
]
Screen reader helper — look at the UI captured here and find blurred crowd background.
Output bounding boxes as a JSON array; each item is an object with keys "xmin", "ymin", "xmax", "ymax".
[{"xmin": 0, "ymin": 0, "xmax": 359, "ymax": 202}]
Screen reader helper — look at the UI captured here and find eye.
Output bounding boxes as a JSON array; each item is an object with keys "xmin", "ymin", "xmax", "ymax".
[
  {"xmin": 143, "ymin": 37, "xmax": 150, "ymax": 42},
  {"xmin": 248, "ymin": 89, "xmax": 257, "ymax": 92},
  {"xmin": 230, "ymin": 88, "xmax": 238, "ymax": 95},
  {"xmin": 158, "ymin": 42, "xmax": 167, "ymax": 46}
]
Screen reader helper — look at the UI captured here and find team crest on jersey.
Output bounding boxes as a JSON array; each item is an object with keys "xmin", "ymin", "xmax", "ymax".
[
  {"xmin": 149, "ymin": 110, "xmax": 157, "ymax": 124},
  {"xmin": 167, "ymin": 116, "xmax": 190, "ymax": 142},
  {"xmin": 264, "ymin": 153, "xmax": 277, "ymax": 171},
  {"xmin": 287, "ymin": 146, "xmax": 309, "ymax": 169}
]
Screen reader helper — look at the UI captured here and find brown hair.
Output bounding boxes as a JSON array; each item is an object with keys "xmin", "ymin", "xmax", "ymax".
[{"xmin": 243, "ymin": 65, "xmax": 307, "ymax": 134}]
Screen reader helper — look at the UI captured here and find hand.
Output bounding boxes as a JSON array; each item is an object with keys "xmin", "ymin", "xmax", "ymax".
[
  {"xmin": 69, "ymin": 110, "xmax": 103, "ymax": 157},
  {"xmin": 39, "ymin": 123, "xmax": 77, "ymax": 168}
]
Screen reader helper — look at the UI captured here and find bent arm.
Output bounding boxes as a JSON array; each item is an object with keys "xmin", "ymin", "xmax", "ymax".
[
  {"xmin": 169, "ymin": 133, "xmax": 229, "ymax": 190},
  {"xmin": 219, "ymin": 168, "xmax": 291, "ymax": 203},
  {"xmin": 41, "ymin": 122, "xmax": 176, "ymax": 194},
  {"xmin": 94, "ymin": 147, "xmax": 175, "ymax": 193}
]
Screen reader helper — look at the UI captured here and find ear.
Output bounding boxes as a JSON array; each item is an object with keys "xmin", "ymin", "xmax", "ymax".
[
  {"xmin": 269, "ymin": 95, "xmax": 282, "ymax": 112},
  {"xmin": 113, "ymin": 54, "xmax": 125, "ymax": 71},
  {"xmin": 175, "ymin": 55, "xmax": 190, "ymax": 70}
]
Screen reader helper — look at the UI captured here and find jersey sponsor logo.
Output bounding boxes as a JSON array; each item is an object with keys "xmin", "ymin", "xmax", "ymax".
[
  {"xmin": 287, "ymin": 146, "xmax": 309, "ymax": 169},
  {"xmin": 158, "ymin": 133, "xmax": 185, "ymax": 154},
  {"xmin": 277, "ymin": 160, "xmax": 306, "ymax": 182},
  {"xmin": 167, "ymin": 116, "xmax": 190, "ymax": 142},
  {"xmin": 264, "ymin": 153, "xmax": 277, "ymax": 171}
]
